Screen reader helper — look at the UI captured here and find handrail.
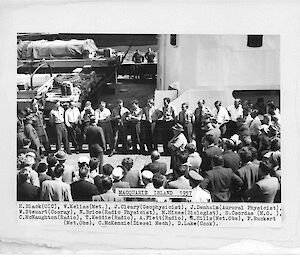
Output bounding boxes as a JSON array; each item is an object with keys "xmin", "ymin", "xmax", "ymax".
[{"xmin": 30, "ymin": 61, "xmax": 53, "ymax": 90}]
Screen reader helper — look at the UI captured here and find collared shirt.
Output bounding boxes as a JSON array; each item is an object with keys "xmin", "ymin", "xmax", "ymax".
[
  {"xmin": 162, "ymin": 105, "xmax": 175, "ymax": 122},
  {"xmin": 129, "ymin": 107, "xmax": 143, "ymax": 121},
  {"xmin": 250, "ymin": 116, "xmax": 261, "ymax": 136},
  {"xmin": 143, "ymin": 106, "xmax": 158, "ymax": 122},
  {"xmin": 40, "ymin": 178, "xmax": 73, "ymax": 201},
  {"xmin": 189, "ymin": 186, "xmax": 212, "ymax": 203},
  {"xmin": 178, "ymin": 109, "xmax": 194, "ymax": 124},
  {"xmin": 95, "ymin": 108, "xmax": 111, "ymax": 124},
  {"xmin": 112, "ymin": 106, "xmax": 130, "ymax": 125},
  {"xmin": 32, "ymin": 111, "xmax": 46, "ymax": 136},
  {"xmin": 194, "ymin": 106, "xmax": 212, "ymax": 123},
  {"xmin": 65, "ymin": 107, "xmax": 81, "ymax": 127},
  {"xmin": 227, "ymin": 105, "xmax": 243, "ymax": 122},
  {"xmin": 213, "ymin": 106, "xmax": 229, "ymax": 124},
  {"xmin": 81, "ymin": 107, "xmax": 95, "ymax": 122},
  {"xmin": 49, "ymin": 106, "xmax": 65, "ymax": 124}
]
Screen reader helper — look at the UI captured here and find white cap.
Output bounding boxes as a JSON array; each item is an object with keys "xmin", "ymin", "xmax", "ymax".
[
  {"xmin": 78, "ymin": 156, "xmax": 90, "ymax": 164},
  {"xmin": 263, "ymin": 152, "xmax": 272, "ymax": 158},
  {"xmin": 112, "ymin": 167, "xmax": 124, "ymax": 180},
  {"xmin": 142, "ymin": 170, "xmax": 153, "ymax": 180}
]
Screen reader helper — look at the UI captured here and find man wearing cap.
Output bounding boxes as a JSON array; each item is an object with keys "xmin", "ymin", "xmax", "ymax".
[
  {"xmin": 203, "ymin": 118, "xmax": 221, "ymax": 145},
  {"xmin": 54, "ymin": 150, "xmax": 75, "ymax": 184},
  {"xmin": 70, "ymin": 165, "xmax": 98, "ymax": 201},
  {"xmin": 24, "ymin": 114, "xmax": 42, "ymax": 157},
  {"xmin": 188, "ymin": 170, "xmax": 211, "ymax": 203},
  {"xmin": 86, "ymin": 116, "xmax": 106, "ymax": 168},
  {"xmin": 31, "ymin": 99, "xmax": 51, "ymax": 155},
  {"xmin": 17, "ymin": 138, "xmax": 39, "ymax": 160},
  {"xmin": 186, "ymin": 143, "xmax": 202, "ymax": 173},
  {"xmin": 142, "ymin": 150, "xmax": 167, "ymax": 175},
  {"xmin": 221, "ymin": 138, "xmax": 240, "ymax": 173},
  {"xmin": 141, "ymin": 170, "xmax": 154, "ymax": 189},
  {"xmin": 177, "ymin": 102, "xmax": 195, "ymax": 143},
  {"xmin": 168, "ymin": 123, "xmax": 188, "ymax": 170},
  {"xmin": 49, "ymin": 100, "xmax": 71, "ymax": 154},
  {"xmin": 94, "ymin": 101, "xmax": 114, "ymax": 154},
  {"xmin": 110, "ymin": 99, "xmax": 130, "ymax": 156},
  {"xmin": 111, "ymin": 167, "xmax": 130, "ymax": 192},
  {"xmin": 201, "ymin": 155, "xmax": 243, "ymax": 202},
  {"xmin": 65, "ymin": 100, "xmax": 82, "ymax": 154}
]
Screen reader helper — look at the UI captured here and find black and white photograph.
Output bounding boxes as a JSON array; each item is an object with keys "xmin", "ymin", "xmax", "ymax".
[{"xmin": 16, "ymin": 33, "xmax": 281, "ymax": 203}]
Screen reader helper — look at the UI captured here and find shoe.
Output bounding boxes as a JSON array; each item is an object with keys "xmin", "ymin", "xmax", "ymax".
[{"xmin": 76, "ymin": 150, "xmax": 80, "ymax": 154}]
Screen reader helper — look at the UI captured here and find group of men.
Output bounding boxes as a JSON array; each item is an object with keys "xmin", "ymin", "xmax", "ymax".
[{"xmin": 17, "ymin": 95, "xmax": 281, "ymax": 203}]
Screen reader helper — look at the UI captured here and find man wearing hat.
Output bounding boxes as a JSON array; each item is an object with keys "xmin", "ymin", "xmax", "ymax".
[
  {"xmin": 86, "ymin": 116, "xmax": 106, "ymax": 168},
  {"xmin": 111, "ymin": 167, "xmax": 130, "ymax": 193},
  {"xmin": 141, "ymin": 170, "xmax": 154, "ymax": 189},
  {"xmin": 54, "ymin": 150, "xmax": 75, "ymax": 184},
  {"xmin": 49, "ymin": 100, "xmax": 71, "ymax": 154},
  {"xmin": 221, "ymin": 138, "xmax": 240, "ymax": 173},
  {"xmin": 168, "ymin": 123, "xmax": 188, "ymax": 170},
  {"xmin": 188, "ymin": 170, "xmax": 211, "ymax": 203}
]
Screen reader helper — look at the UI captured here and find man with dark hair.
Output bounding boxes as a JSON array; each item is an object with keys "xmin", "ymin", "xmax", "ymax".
[
  {"xmin": 121, "ymin": 157, "xmax": 142, "ymax": 188},
  {"xmin": 110, "ymin": 99, "xmax": 130, "ymax": 156},
  {"xmin": 253, "ymin": 97, "xmax": 267, "ymax": 117},
  {"xmin": 70, "ymin": 165, "xmax": 99, "ymax": 201},
  {"xmin": 24, "ymin": 115, "xmax": 42, "ymax": 157},
  {"xmin": 177, "ymin": 102, "xmax": 195, "ymax": 143},
  {"xmin": 86, "ymin": 116, "xmax": 106, "ymax": 169},
  {"xmin": 221, "ymin": 138, "xmax": 240, "ymax": 173},
  {"xmin": 17, "ymin": 138, "xmax": 38, "ymax": 158},
  {"xmin": 161, "ymin": 97, "xmax": 176, "ymax": 154},
  {"xmin": 248, "ymin": 146, "xmax": 260, "ymax": 165},
  {"xmin": 132, "ymin": 49, "xmax": 144, "ymax": 80},
  {"xmin": 17, "ymin": 109, "xmax": 27, "ymax": 150},
  {"xmin": 65, "ymin": 100, "xmax": 82, "ymax": 154},
  {"xmin": 17, "ymin": 168, "xmax": 40, "ymax": 201},
  {"xmin": 144, "ymin": 48, "xmax": 155, "ymax": 63},
  {"xmin": 89, "ymin": 157, "xmax": 100, "ymax": 180},
  {"xmin": 40, "ymin": 164, "xmax": 72, "ymax": 201},
  {"xmin": 46, "ymin": 153, "xmax": 58, "ymax": 178},
  {"xmin": 36, "ymin": 162, "xmax": 51, "ymax": 185},
  {"xmin": 49, "ymin": 100, "xmax": 71, "ymax": 154},
  {"xmin": 236, "ymin": 147, "xmax": 259, "ymax": 201},
  {"xmin": 142, "ymin": 150, "xmax": 167, "ymax": 175},
  {"xmin": 201, "ymin": 155, "xmax": 243, "ymax": 202},
  {"xmin": 167, "ymin": 164, "xmax": 191, "ymax": 189},
  {"xmin": 93, "ymin": 176, "xmax": 124, "ymax": 202},
  {"xmin": 200, "ymin": 134, "xmax": 223, "ymax": 174},
  {"xmin": 245, "ymin": 161, "xmax": 280, "ymax": 202}
]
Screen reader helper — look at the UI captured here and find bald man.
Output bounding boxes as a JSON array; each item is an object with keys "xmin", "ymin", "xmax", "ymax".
[{"xmin": 141, "ymin": 150, "xmax": 167, "ymax": 175}]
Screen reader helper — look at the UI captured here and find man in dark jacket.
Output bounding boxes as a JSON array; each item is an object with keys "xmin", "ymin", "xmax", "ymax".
[
  {"xmin": 201, "ymin": 155, "xmax": 243, "ymax": 202},
  {"xmin": 17, "ymin": 168, "xmax": 40, "ymax": 201},
  {"xmin": 200, "ymin": 134, "xmax": 223, "ymax": 175},
  {"xmin": 142, "ymin": 150, "xmax": 167, "ymax": 175},
  {"xmin": 221, "ymin": 138, "xmax": 241, "ymax": 173},
  {"xmin": 86, "ymin": 116, "xmax": 106, "ymax": 169},
  {"xmin": 70, "ymin": 165, "xmax": 98, "ymax": 201}
]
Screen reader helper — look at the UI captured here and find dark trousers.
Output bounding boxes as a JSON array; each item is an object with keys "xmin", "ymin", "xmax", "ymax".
[
  {"xmin": 194, "ymin": 125, "xmax": 205, "ymax": 153},
  {"xmin": 98, "ymin": 120, "xmax": 114, "ymax": 150},
  {"xmin": 39, "ymin": 133, "xmax": 51, "ymax": 154},
  {"xmin": 162, "ymin": 120, "xmax": 175, "ymax": 153},
  {"xmin": 67, "ymin": 123, "xmax": 81, "ymax": 151},
  {"xmin": 141, "ymin": 120, "xmax": 156, "ymax": 152},
  {"xmin": 128, "ymin": 121, "xmax": 141, "ymax": 151},
  {"xmin": 112, "ymin": 122, "xmax": 128, "ymax": 151},
  {"xmin": 54, "ymin": 123, "xmax": 70, "ymax": 153},
  {"xmin": 89, "ymin": 144, "xmax": 103, "ymax": 173}
]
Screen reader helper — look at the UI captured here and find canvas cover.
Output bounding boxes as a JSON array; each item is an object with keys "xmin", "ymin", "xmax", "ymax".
[{"xmin": 17, "ymin": 39, "xmax": 98, "ymax": 60}]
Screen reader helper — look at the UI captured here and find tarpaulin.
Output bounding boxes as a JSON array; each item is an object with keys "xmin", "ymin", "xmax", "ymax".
[{"xmin": 17, "ymin": 39, "xmax": 98, "ymax": 60}]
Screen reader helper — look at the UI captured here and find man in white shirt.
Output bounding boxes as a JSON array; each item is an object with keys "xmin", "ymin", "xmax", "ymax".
[
  {"xmin": 95, "ymin": 101, "xmax": 114, "ymax": 154},
  {"xmin": 212, "ymin": 100, "xmax": 229, "ymax": 137},
  {"xmin": 226, "ymin": 98, "xmax": 243, "ymax": 138},
  {"xmin": 65, "ymin": 101, "xmax": 82, "ymax": 154},
  {"xmin": 188, "ymin": 170, "xmax": 211, "ymax": 203},
  {"xmin": 49, "ymin": 100, "xmax": 71, "ymax": 154}
]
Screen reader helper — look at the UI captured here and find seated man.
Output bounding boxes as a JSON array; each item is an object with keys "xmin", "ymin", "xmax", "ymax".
[
  {"xmin": 141, "ymin": 170, "xmax": 154, "ymax": 189},
  {"xmin": 167, "ymin": 164, "xmax": 191, "ymax": 190},
  {"xmin": 111, "ymin": 167, "xmax": 130, "ymax": 193},
  {"xmin": 70, "ymin": 165, "xmax": 99, "ymax": 201},
  {"xmin": 121, "ymin": 157, "xmax": 142, "ymax": 188},
  {"xmin": 186, "ymin": 143, "xmax": 202, "ymax": 172},
  {"xmin": 142, "ymin": 150, "xmax": 167, "ymax": 175},
  {"xmin": 152, "ymin": 173, "xmax": 169, "ymax": 203}
]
